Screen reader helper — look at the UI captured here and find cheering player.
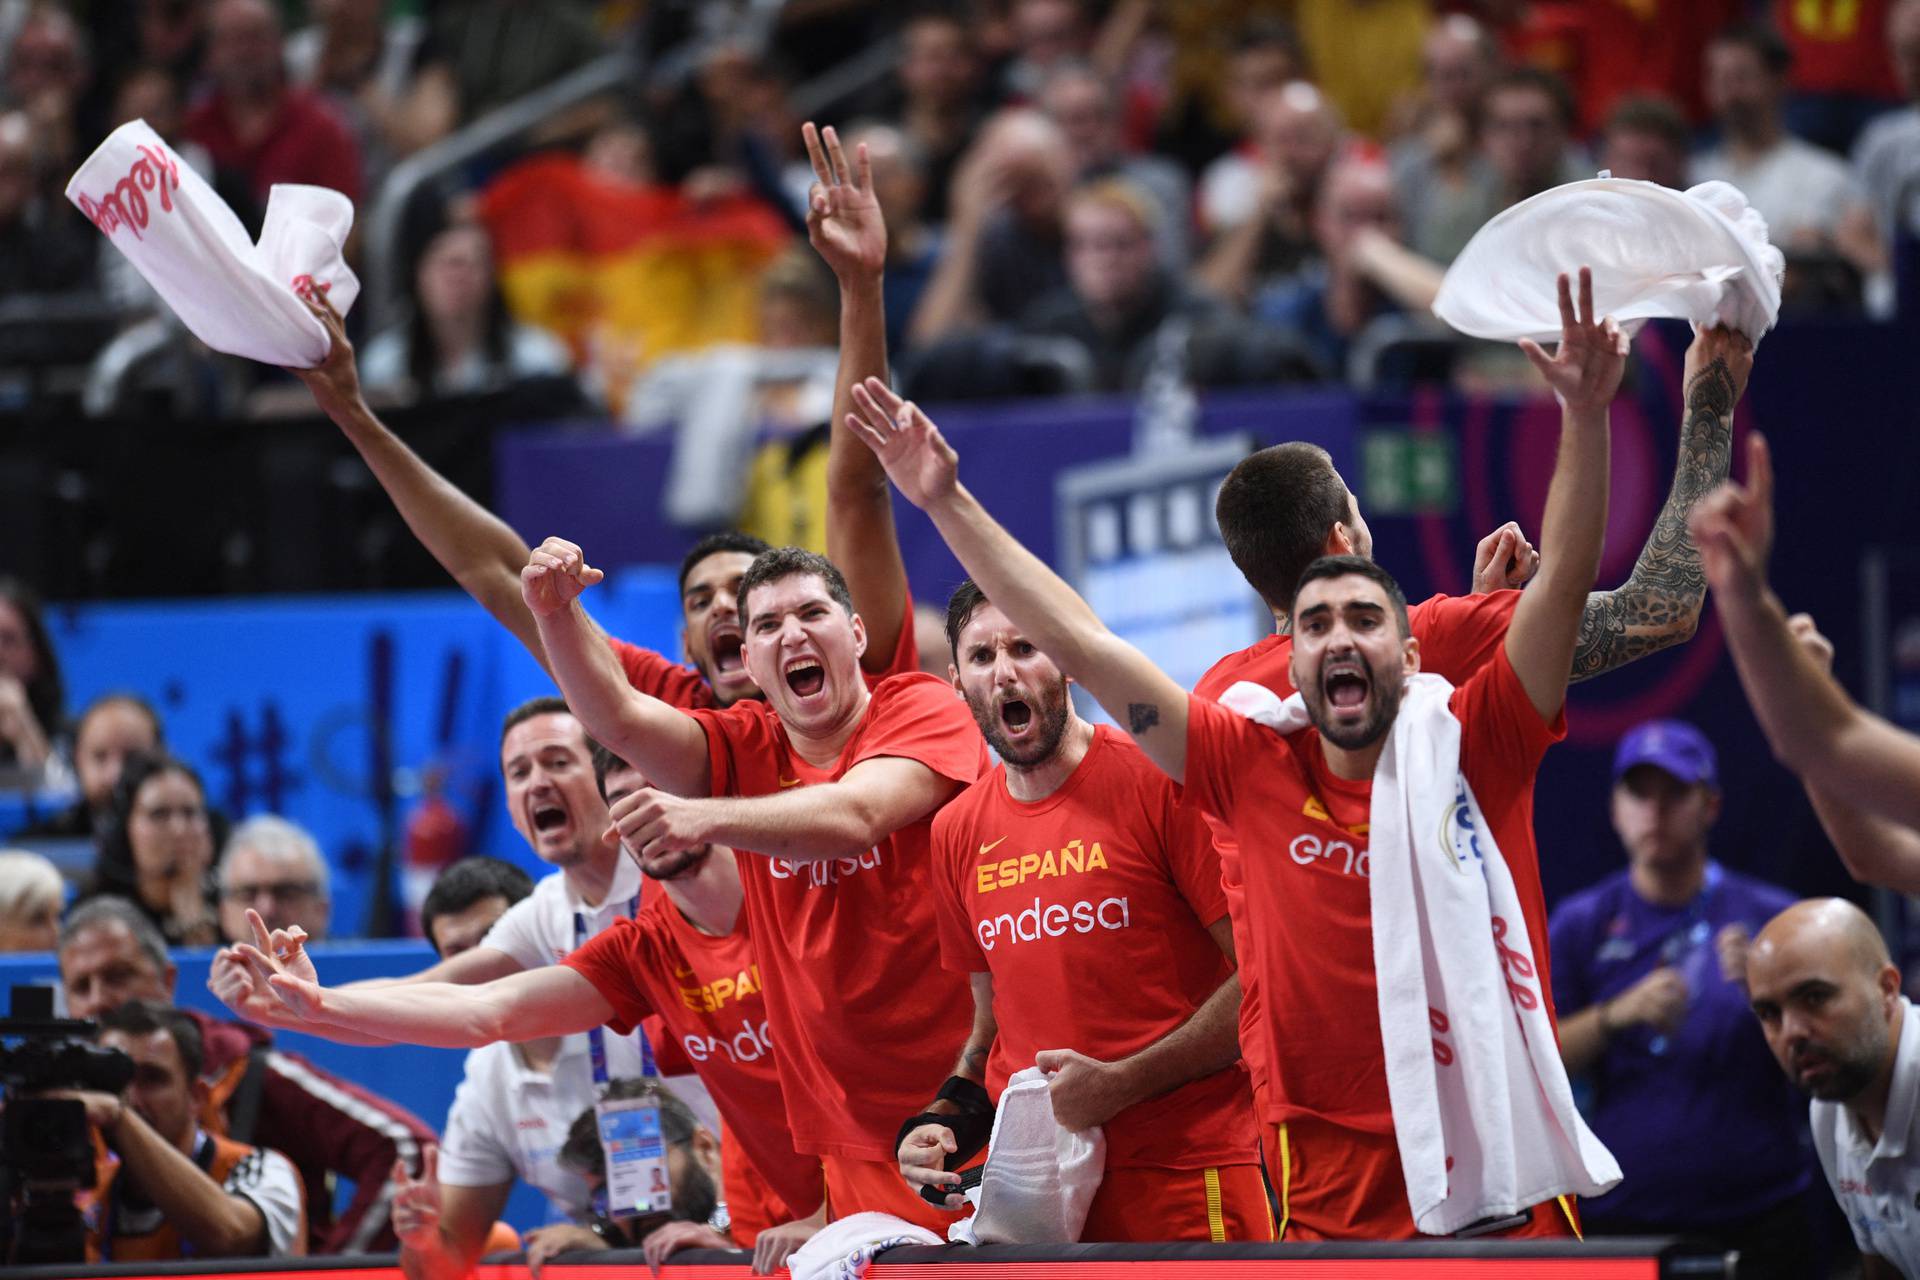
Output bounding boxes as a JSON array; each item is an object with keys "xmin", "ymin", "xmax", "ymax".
[
  {"xmin": 847, "ymin": 268, "xmax": 1627, "ymax": 1238},
  {"xmin": 897, "ymin": 579, "xmax": 1265, "ymax": 1240}
]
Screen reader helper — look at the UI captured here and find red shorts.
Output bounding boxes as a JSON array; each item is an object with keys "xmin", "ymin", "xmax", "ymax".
[
  {"xmin": 821, "ymin": 1153, "xmax": 969, "ymax": 1236},
  {"xmin": 1267, "ymin": 1116, "xmax": 1580, "ymax": 1242},
  {"xmin": 723, "ymin": 1126, "xmax": 821, "ymax": 1245},
  {"xmin": 1080, "ymin": 1163, "xmax": 1275, "ymax": 1243}
]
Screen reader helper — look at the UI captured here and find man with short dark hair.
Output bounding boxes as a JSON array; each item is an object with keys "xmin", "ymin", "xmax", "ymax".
[
  {"xmin": 848, "ymin": 265, "xmax": 1628, "ymax": 1239},
  {"xmin": 1548, "ymin": 721, "xmax": 1812, "ymax": 1274},
  {"xmin": 58, "ymin": 898, "xmax": 432, "ymax": 1254},
  {"xmin": 1599, "ymin": 96, "xmax": 1693, "ymax": 189},
  {"xmin": 71, "ymin": 999, "xmax": 307, "ymax": 1262},
  {"xmin": 897, "ymin": 578, "xmax": 1264, "ymax": 1239},
  {"xmin": 1747, "ymin": 899, "xmax": 1918, "ymax": 1279},
  {"xmin": 418, "ymin": 856, "xmax": 533, "ymax": 957}
]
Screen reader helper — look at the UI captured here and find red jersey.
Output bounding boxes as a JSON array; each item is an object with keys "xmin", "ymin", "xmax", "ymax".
[
  {"xmin": 1777, "ymin": 0, "xmax": 1901, "ymax": 99},
  {"xmin": 609, "ymin": 588, "xmax": 921, "ymax": 710},
  {"xmin": 929, "ymin": 726, "xmax": 1253, "ymax": 1170},
  {"xmin": 691, "ymin": 673, "xmax": 984, "ymax": 1159},
  {"xmin": 1182, "ymin": 643, "xmax": 1561, "ymax": 1138},
  {"xmin": 564, "ymin": 895, "xmax": 820, "ymax": 1221},
  {"xmin": 1192, "ymin": 592, "xmax": 1519, "ymax": 1124},
  {"xmin": 182, "ymin": 89, "xmax": 363, "ymax": 204}
]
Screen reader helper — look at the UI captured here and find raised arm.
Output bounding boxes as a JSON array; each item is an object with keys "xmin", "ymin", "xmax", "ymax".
[
  {"xmin": 522, "ymin": 537, "xmax": 712, "ymax": 797},
  {"xmin": 1571, "ymin": 325, "xmax": 1750, "ymax": 681},
  {"xmin": 1504, "ymin": 268, "xmax": 1626, "ymax": 719},
  {"xmin": 845, "ymin": 379, "xmax": 1192, "ymax": 782},
  {"xmin": 609, "ymin": 755, "xmax": 962, "ymax": 863},
  {"xmin": 805, "ymin": 123, "xmax": 910, "ymax": 672},
  {"xmin": 1692, "ymin": 438, "xmax": 1920, "ymax": 831}
]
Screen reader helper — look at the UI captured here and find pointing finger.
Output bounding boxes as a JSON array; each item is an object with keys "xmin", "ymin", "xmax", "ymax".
[{"xmin": 801, "ymin": 122, "xmax": 831, "ymax": 188}]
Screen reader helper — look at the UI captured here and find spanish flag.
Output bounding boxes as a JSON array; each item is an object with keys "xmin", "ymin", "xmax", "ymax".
[{"xmin": 479, "ymin": 153, "xmax": 791, "ymax": 407}]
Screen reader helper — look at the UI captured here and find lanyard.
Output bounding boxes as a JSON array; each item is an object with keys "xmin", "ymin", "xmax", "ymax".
[{"xmin": 575, "ymin": 897, "xmax": 653, "ymax": 1083}]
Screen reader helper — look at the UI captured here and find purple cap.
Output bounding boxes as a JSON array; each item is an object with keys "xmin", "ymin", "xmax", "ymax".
[{"xmin": 1612, "ymin": 719, "xmax": 1718, "ymax": 789}]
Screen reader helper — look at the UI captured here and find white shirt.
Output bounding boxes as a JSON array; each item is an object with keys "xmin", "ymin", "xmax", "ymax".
[
  {"xmin": 478, "ymin": 860, "xmax": 722, "ymax": 1135},
  {"xmin": 1853, "ymin": 107, "xmax": 1920, "ymax": 240},
  {"xmin": 1692, "ymin": 136, "xmax": 1864, "ymax": 245},
  {"xmin": 1812, "ymin": 996, "xmax": 1920, "ymax": 1277},
  {"xmin": 436, "ymin": 1037, "xmax": 594, "ymax": 1223},
  {"xmin": 108, "ymin": 1133, "xmax": 306, "ymax": 1257}
]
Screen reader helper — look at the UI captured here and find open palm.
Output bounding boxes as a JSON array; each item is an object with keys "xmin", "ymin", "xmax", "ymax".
[
  {"xmin": 1518, "ymin": 266, "xmax": 1628, "ymax": 412},
  {"xmin": 846, "ymin": 377, "xmax": 959, "ymax": 509},
  {"xmin": 803, "ymin": 122, "xmax": 885, "ymax": 280}
]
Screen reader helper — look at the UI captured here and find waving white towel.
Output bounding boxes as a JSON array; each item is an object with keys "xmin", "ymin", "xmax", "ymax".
[
  {"xmin": 65, "ymin": 119, "xmax": 358, "ymax": 367},
  {"xmin": 1220, "ymin": 674, "xmax": 1620, "ymax": 1235},
  {"xmin": 1433, "ymin": 176, "xmax": 1783, "ymax": 346},
  {"xmin": 948, "ymin": 1067, "xmax": 1105, "ymax": 1246}
]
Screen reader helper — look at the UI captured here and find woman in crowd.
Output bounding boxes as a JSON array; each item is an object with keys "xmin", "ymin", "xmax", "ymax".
[
  {"xmin": 81, "ymin": 751, "xmax": 223, "ymax": 946},
  {"xmin": 0, "ymin": 849, "xmax": 62, "ymax": 951},
  {"xmin": 0, "ymin": 578, "xmax": 65, "ymax": 778}
]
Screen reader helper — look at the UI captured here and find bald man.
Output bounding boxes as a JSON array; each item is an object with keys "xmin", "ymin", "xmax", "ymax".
[{"xmin": 1747, "ymin": 899, "xmax": 1916, "ymax": 1278}]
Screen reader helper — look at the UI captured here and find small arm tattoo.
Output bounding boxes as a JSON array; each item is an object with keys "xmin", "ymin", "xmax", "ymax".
[
  {"xmin": 1127, "ymin": 703, "xmax": 1161, "ymax": 734},
  {"xmin": 1570, "ymin": 356, "xmax": 1735, "ymax": 681}
]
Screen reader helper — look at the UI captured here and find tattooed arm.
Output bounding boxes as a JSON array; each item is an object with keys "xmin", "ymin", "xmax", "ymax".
[{"xmin": 1569, "ymin": 326, "xmax": 1752, "ymax": 681}]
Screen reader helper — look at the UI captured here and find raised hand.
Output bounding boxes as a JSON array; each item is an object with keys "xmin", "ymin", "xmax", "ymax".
[
  {"xmin": 1688, "ymin": 431, "xmax": 1774, "ymax": 596},
  {"xmin": 1472, "ymin": 521, "xmax": 1540, "ymax": 593},
  {"xmin": 232, "ymin": 908, "xmax": 328, "ymax": 1022},
  {"xmin": 289, "ymin": 285, "xmax": 366, "ymax": 421},
  {"xmin": 390, "ymin": 1144, "xmax": 442, "ymax": 1248},
  {"xmin": 1518, "ymin": 267, "xmax": 1628, "ymax": 412},
  {"xmin": 521, "ymin": 536, "xmax": 604, "ymax": 617},
  {"xmin": 803, "ymin": 122, "xmax": 885, "ymax": 283},
  {"xmin": 1683, "ymin": 323, "xmax": 1753, "ymax": 407},
  {"xmin": 844, "ymin": 377, "xmax": 960, "ymax": 510}
]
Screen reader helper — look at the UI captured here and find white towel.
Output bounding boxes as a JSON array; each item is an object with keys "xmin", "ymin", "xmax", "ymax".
[
  {"xmin": 948, "ymin": 1067, "xmax": 1105, "ymax": 1246},
  {"xmin": 64, "ymin": 119, "xmax": 359, "ymax": 368},
  {"xmin": 1432, "ymin": 176, "xmax": 1783, "ymax": 346},
  {"xmin": 1220, "ymin": 675, "xmax": 1620, "ymax": 1235},
  {"xmin": 786, "ymin": 1212, "xmax": 941, "ymax": 1280}
]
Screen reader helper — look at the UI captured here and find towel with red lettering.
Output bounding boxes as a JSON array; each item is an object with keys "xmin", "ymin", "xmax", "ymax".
[
  {"xmin": 65, "ymin": 119, "xmax": 357, "ymax": 367},
  {"xmin": 1220, "ymin": 673, "xmax": 1619, "ymax": 1234}
]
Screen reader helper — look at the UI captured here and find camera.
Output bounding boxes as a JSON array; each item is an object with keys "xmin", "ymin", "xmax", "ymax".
[{"xmin": 1, "ymin": 985, "xmax": 135, "ymax": 1266}]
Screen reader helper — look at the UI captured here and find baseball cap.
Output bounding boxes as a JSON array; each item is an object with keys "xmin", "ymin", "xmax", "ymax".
[{"xmin": 1611, "ymin": 719, "xmax": 1718, "ymax": 789}]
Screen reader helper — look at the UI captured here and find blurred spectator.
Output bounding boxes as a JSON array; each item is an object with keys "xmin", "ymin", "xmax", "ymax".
[
  {"xmin": 998, "ymin": 0, "xmax": 1094, "ymax": 103},
  {"xmin": 1291, "ymin": 0, "xmax": 1428, "ymax": 140},
  {"xmin": 0, "ymin": 108, "xmax": 97, "ymax": 298},
  {"xmin": 841, "ymin": 121, "xmax": 941, "ymax": 353},
  {"xmin": 912, "ymin": 602, "xmax": 950, "ymax": 678},
  {"xmin": 0, "ymin": 575, "xmax": 65, "ymax": 777},
  {"xmin": 284, "ymin": 0, "xmax": 425, "ymax": 190},
  {"xmin": 0, "ymin": 848, "xmax": 61, "ymax": 951},
  {"xmin": 216, "ymin": 814, "xmax": 330, "ymax": 945},
  {"xmin": 1777, "ymin": 0, "xmax": 1905, "ymax": 154},
  {"xmin": 418, "ymin": 855, "xmax": 532, "ymax": 958},
  {"xmin": 396, "ymin": 0, "xmax": 601, "ymax": 154},
  {"xmin": 1550, "ymin": 722, "xmax": 1814, "ymax": 1276},
  {"xmin": 18, "ymin": 693, "xmax": 164, "ymax": 840},
  {"xmin": 1693, "ymin": 23, "xmax": 1883, "ymax": 306},
  {"xmin": 1019, "ymin": 177, "xmax": 1224, "ymax": 391},
  {"xmin": 4, "ymin": 4, "xmax": 94, "ymax": 186},
  {"xmin": 1599, "ymin": 95, "xmax": 1693, "ymax": 189},
  {"xmin": 1497, "ymin": 0, "xmax": 1741, "ymax": 137},
  {"xmin": 81, "ymin": 751, "xmax": 221, "ymax": 947},
  {"xmin": 1255, "ymin": 160, "xmax": 1405, "ymax": 379},
  {"xmin": 1151, "ymin": 15, "xmax": 1303, "ymax": 178},
  {"xmin": 1194, "ymin": 81, "xmax": 1342, "ymax": 308},
  {"xmin": 1388, "ymin": 16, "xmax": 1498, "ymax": 258},
  {"xmin": 1853, "ymin": 0, "xmax": 1920, "ymax": 263},
  {"xmin": 908, "ymin": 109, "xmax": 1073, "ymax": 346},
  {"xmin": 893, "ymin": 8, "xmax": 985, "ymax": 224},
  {"xmin": 1039, "ymin": 61, "xmax": 1191, "ymax": 267},
  {"xmin": 183, "ymin": 0, "xmax": 363, "ymax": 224},
  {"xmin": 1418, "ymin": 65, "xmax": 1586, "ymax": 263},
  {"xmin": 58, "ymin": 897, "xmax": 438, "ymax": 1254},
  {"xmin": 359, "ymin": 219, "xmax": 572, "ymax": 403}
]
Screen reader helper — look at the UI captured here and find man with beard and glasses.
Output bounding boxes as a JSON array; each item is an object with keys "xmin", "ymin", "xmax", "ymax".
[
  {"xmin": 845, "ymin": 265, "xmax": 1627, "ymax": 1239},
  {"xmin": 1746, "ymin": 899, "xmax": 1919, "ymax": 1279},
  {"xmin": 281, "ymin": 121, "xmax": 919, "ymax": 714},
  {"xmin": 896, "ymin": 579, "xmax": 1265, "ymax": 1241}
]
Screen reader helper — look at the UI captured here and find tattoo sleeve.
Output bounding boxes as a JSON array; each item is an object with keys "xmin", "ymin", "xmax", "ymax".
[{"xmin": 1569, "ymin": 357, "xmax": 1736, "ymax": 681}]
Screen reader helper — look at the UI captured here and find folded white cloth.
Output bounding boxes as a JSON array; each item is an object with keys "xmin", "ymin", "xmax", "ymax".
[
  {"xmin": 1221, "ymin": 676, "xmax": 1620, "ymax": 1235},
  {"xmin": 1432, "ymin": 175, "xmax": 1784, "ymax": 346},
  {"xmin": 787, "ymin": 1212, "xmax": 941, "ymax": 1280},
  {"xmin": 948, "ymin": 1066, "xmax": 1105, "ymax": 1246},
  {"xmin": 65, "ymin": 119, "xmax": 358, "ymax": 367}
]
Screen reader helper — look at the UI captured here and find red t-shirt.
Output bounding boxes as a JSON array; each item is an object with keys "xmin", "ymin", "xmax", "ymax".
[
  {"xmin": 1777, "ymin": 0, "xmax": 1901, "ymax": 99},
  {"xmin": 690, "ymin": 673, "xmax": 985, "ymax": 1159},
  {"xmin": 564, "ymin": 896, "xmax": 820, "ymax": 1221},
  {"xmin": 608, "ymin": 586, "xmax": 921, "ymax": 710},
  {"xmin": 1191, "ymin": 592, "xmax": 1519, "ymax": 1124},
  {"xmin": 182, "ymin": 88, "xmax": 362, "ymax": 204},
  {"xmin": 1182, "ymin": 644, "xmax": 1562, "ymax": 1137},
  {"xmin": 929, "ymin": 725, "xmax": 1253, "ymax": 1169}
]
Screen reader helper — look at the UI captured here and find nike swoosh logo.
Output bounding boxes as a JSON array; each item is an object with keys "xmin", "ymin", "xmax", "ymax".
[
  {"xmin": 979, "ymin": 836, "xmax": 1009, "ymax": 856},
  {"xmin": 778, "ymin": 776, "xmax": 803, "ymax": 788}
]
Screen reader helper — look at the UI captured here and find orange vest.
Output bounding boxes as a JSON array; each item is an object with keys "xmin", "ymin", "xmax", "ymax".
[{"xmin": 90, "ymin": 1130, "xmax": 306, "ymax": 1263}]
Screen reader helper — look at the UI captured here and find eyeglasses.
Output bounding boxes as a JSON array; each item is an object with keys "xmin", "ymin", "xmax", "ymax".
[{"xmin": 220, "ymin": 881, "xmax": 320, "ymax": 904}]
